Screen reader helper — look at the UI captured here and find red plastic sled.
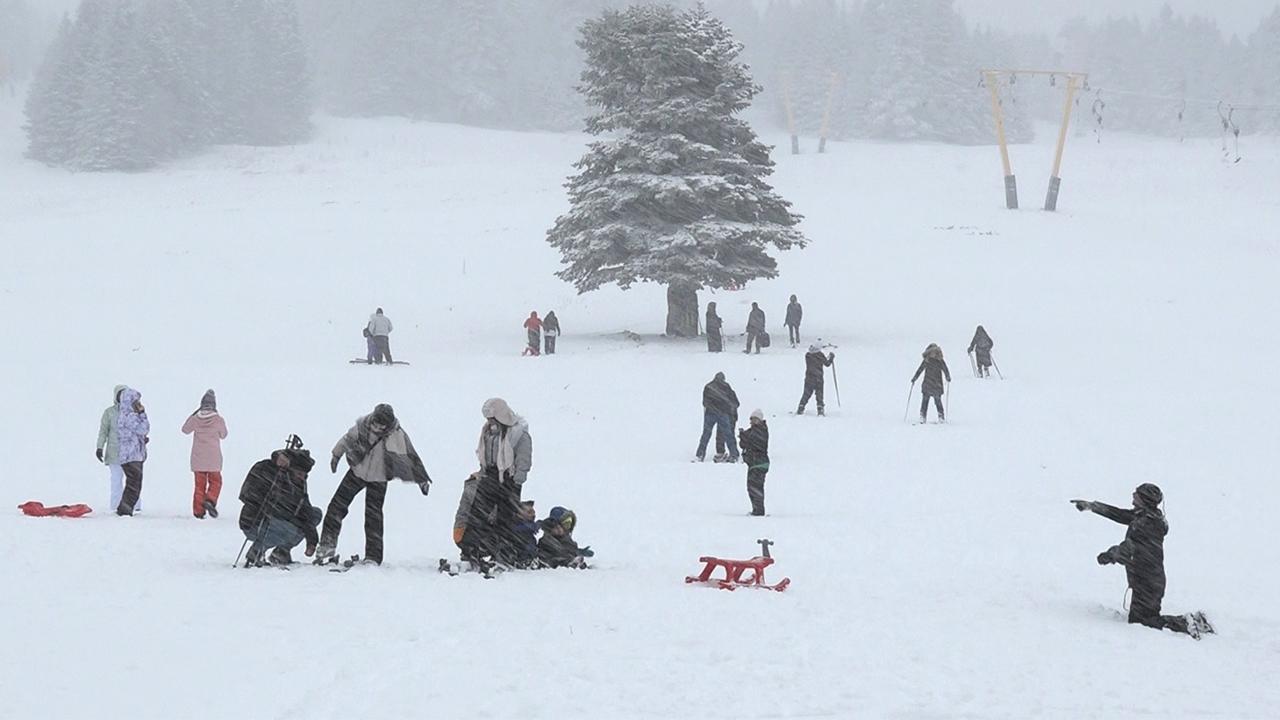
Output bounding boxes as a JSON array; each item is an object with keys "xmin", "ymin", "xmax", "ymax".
[
  {"xmin": 19, "ymin": 501, "xmax": 93, "ymax": 518},
  {"xmin": 685, "ymin": 539, "xmax": 790, "ymax": 592}
]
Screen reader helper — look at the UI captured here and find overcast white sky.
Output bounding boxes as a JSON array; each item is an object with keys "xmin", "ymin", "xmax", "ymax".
[{"xmin": 954, "ymin": 0, "xmax": 1276, "ymax": 38}]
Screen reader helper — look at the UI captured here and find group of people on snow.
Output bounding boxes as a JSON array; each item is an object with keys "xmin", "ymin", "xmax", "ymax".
[
  {"xmin": 693, "ymin": 372, "xmax": 771, "ymax": 515},
  {"xmin": 703, "ymin": 294, "xmax": 805, "ymax": 354},
  {"xmin": 522, "ymin": 310, "xmax": 560, "ymax": 356},
  {"xmin": 362, "ymin": 308, "xmax": 395, "ymax": 364}
]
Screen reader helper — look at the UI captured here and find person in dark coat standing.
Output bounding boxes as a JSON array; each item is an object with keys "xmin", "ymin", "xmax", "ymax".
[
  {"xmin": 744, "ymin": 302, "xmax": 766, "ymax": 354},
  {"xmin": 705, "ymin": 302, "xmax": 723, "ymax": 353},
  {"xmin": 696, "ymin": 372, "xmax": 739, "ymax": 462},
  {"xmin": 523, "ymin": 311, "xmax": 542, "ymax": 356},
  {"xmin": 967, "ymin": 325, "xmax": 994, "ymax": 378},
  {"xmin": 542, "ymin": 311, "xmax": 560, "ymax": 355},
  {"xmin": 911, "ymin": 343, "xmax": 951, "ymax": 423},
  {"xmin": 1073, "ymin": 484, "xmax": 1203, "ymax": 636},
  {"xmin": 784, "ymin": 295, "xmax": 803, "ymax": 347},
  {"xmin": 238, "ymin": 447, "xmax": 322, "ymax": 567},
  {"xmin": 738, "ymin": 409, "xmax": 770, "ymax": 516},
  {"xmin": 796, "ymin": 344, "xmax": 835, "ymax": 416}
]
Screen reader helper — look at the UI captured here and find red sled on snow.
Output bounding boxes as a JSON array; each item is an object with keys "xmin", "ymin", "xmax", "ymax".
[
  {"xmin": 19, "ymin": 501, "xmax": 93, "ymax": 518},
  {"xmin": 685, "ymin": 539, "xmax": 790, "ymax": 592}
]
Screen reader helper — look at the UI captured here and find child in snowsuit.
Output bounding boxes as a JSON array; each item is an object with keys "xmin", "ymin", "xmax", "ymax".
[
  {"xmin": 115, "ymin": 388, "xmax": 150, "ymax": 516},
  {"xmin": 542, "ymin": 311, "xmax": 560, "ymax": 355},
  {"xmin": 511, "ymin": 500, "xmax": 540, "ymax": 566},
  {"xmin": 967, "ymin": 325, "xmax": 994, "ymax": 378},
  {"xmin": 911, "ymin": 344, "xmax": 951, "ymax": 423},
  {"xmin": 523, "ymin": 311, "xmax": 542, "ymax": 356},
  {"xmin": 363, "ymin": 327, "xmax": 376, "ymax": 364},
  {"xmin": 738, "ymin": 410, "xmax": 770, "ymax": 516},
  {"xmin": 1073, "ymin": 484, "xmax": 1209, "ymax": 637},
  {"xmin": 705, "ymin": 302, "xmax": 723, "ymax": 353},
  {"xmin": 181, "ymin": 389, "xmax": 228, "ymax": 519},
  {"xmin": 537, "ymin": 506, "xmax": 593, "ymax": 568}
]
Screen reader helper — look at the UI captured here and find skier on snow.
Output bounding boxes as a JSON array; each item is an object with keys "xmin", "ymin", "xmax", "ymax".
[
  {"xmin": 318, "ymin": 403, "xmax": 432, "ymax": 565},
  {"xmin": 696, "ymin": 372, "xmax": 739, "ymax": 463},
  {"xmin": 738, "ymin": 409, "xmax": 770, "ymax": 516},
  {"xmin": 96, "ymin": 385, "xmax": 141, "ymax": 514},
  {"xmin": 784, "ymin": 294, "xmax": 803, "ymax": 347},
  {"xmin": 1072, "ymin": 484, "xmax": 1212, "ymax": 637},
  {"xmin": 523, "ymin": 311, "xmax": 542, "ymax": 356},
  {"xmin": 796, "ymin": 344, "xmax": 835, "ymax": 416},
  {"xmin": 239, "ymin": 447, "xmax": 322, "ymax": 567},
  {"xmin": 542, "ymin": 311, "xmax": 560, "ymax": 355},
  {"xmin": 537, "ymin": 506, "xmax": 593, "ymax": 568},
  {"xmin": 705, "ymin": 301, "xmax": 724, "ymax": 353},
  {"xmin": 181, "ymin": 389, "xmax": 228, "ymax": 519},
  {"xmin": 744, "ymin": 302, "xmax": 766, "ymax": 354},
  {"xmin": 366, "ymin": 308, "xmax": 394, "ymax": 364},
  {"xmin": 115, "ymin": 387, "xmax": 150, "ymax": 516},
  {"xmin": 911, "ymin": 343, "xmax": 951, "ymax": 424},
  {"xmin": 471, "ymin": 398, "xmax": 533, "ymax": 565},
  {"xmin": 967, "ymin": 325, "xmax": 995, "ymax": 378}
]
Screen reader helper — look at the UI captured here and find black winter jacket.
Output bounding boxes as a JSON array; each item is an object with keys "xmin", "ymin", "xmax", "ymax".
[
  {"xmin": 1093, "ymin": 502, "xmax": 1167, "ymax": 590},
  {"xmin": 912, "ymin": 357, "xmax": 952, "ymax": 397},
  {"xmin": 746, "ymin": 308, "xmax": 766, "ymax": 333},
  {"xmin": 738, "ymin": 422, "xmax": 769, "ymax": 468},
  {"xmin": 804, "ymin": 350, "xmax": 833, "ymax": 385},
  {"xmin": 967, "ymin": 328, "xmax": 994, "ymax": 365},
  {"xmin": 785, "ymin": 302, "xmax": 802, "ymax": 327},
  {"xmin": 702, "ymin": 378, "xmax": 740, "ymax": 416},
  {"xmin": 238, "ymin": 454, "xmax": 319, "ymax": 546},
  {"xmin": 705, "ymin": 309, "xmax": 722, "ymax": 335}
]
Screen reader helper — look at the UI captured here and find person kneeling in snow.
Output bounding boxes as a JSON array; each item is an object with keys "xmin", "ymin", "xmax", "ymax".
[
  {"xmin": 537, "ymin": 506, "xmax": 593, "ymax": 569},
  {"xmin": 239, "ymin": 448, "xmax": 321, "ymax": 567}
]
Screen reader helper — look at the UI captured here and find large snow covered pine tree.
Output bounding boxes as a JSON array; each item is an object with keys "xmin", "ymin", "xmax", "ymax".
[{"xmin": 547, "ymin": 4, "xmax": 806, "ymax": 337}]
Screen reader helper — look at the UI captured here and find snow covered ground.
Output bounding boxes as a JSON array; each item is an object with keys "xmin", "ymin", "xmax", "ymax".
[{"xmin": 2, "ymin": 94, "xmax": 1279, "ymax": 719}]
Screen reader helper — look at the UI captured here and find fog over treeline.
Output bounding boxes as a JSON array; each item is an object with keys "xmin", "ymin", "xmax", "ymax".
[{"xmin": 3, "ymin": 0, "xmax": 1279, "ymax": 171}]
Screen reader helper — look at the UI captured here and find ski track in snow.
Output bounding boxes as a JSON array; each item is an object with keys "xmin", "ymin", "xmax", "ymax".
[{"xmin": 1, "ymin": 106, "xmax": 1279, "ymax": 719}]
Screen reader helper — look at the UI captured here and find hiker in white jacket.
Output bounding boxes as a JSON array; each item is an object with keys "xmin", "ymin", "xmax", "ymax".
[{"xmin": 366, "ymin": 308, "xmax": 394, "ymax": 364}]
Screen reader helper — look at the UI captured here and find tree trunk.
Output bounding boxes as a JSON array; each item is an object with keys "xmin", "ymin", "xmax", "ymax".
[{"xmin": 665, "ymin": 284, "xmax": 699, "ymax": 337}]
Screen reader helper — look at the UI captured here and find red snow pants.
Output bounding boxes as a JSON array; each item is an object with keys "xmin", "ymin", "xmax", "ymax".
[{"xmin": 193, "ymin": 471, "xmax": 223, "ymax": 517}]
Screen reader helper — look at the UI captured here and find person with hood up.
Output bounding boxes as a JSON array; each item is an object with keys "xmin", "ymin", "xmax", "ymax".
[
  {"xmin": 239, "ymin": 447, "xmax": 322, "ymax": 567},
  {"xmin": 743, "ymin": 302, "xmax": 766, "ymax": 354},
  {"xmin": 911, "ymin": 343, "xmax": 951, "ymax": 424},
  {"xmin": 318, "ymin": 403, "xmax": 432, "ymax": 565},
  {"xmin": 784, "ymin": 295, "xmax": 803, "ymax": 347},
  {"xmin": 470, "ymin": 398, "xmax": 533, "ymax": 563},
  {"xmin": 96, "ymin": 385, "xmax": 141, "ymax": 513},
  {"xmin": 523, "ymin": 312, "xmax": 542, "ymax": 356},
  {"xmin": 366, "ymin": 308, "xmax": 394, "ymax": 364},
  {"xmin": 705, "ymin": 302, "xmax": 723, "ymax": 353},
  {"xmin": 738, "ymin": 409, "xmax": 770, "ymax": 516},
  {"xmin": 542, "ymin": 311, "xmax": 560, "ymax": 355},
  {"xmin": 181, "ymin": 389, "xmax": 228, "ymax": 519},
  {"xmin": 967, "ymin": 325, "xmax": 995, "ymax": 378},
  {"xmin": 537, "ymin": 506, "xmax": 593, "ymax": 569},
  {"xmin": 696, "ymin": 372, "xmax": 740, "ymax": 463},
  {"xmin": 115, "ymin": 387, "xmax": 150, "ymax": 516},
  {"xmin": 796, "ymin": 344, "xmax": 835, "ymax": 416},
  {"xmin": 1072, "ymin": 484, "xmax": 1212, "ymax": 637}
]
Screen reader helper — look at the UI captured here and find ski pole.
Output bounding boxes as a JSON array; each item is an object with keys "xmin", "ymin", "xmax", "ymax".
[
  {"xmin": 992, "ymin": 354, "xmax": 1004, "ymax": 380},
  {"xmin": 903, "ymin": 381, "xmax": 915, "ymax": 423},
  {"xmin": 831, "ymin": 358, "xmax": 842, "ymax": 408},
  {"xmin": 944, "ymin": 379, "xmax": 951, "ymax": 421},
  {"xmin": 969, "ymin": 351, "xmax": 978, "ymax": 378},
  {"xmin": 233, "ymin": 537, "xmax": 251, "ymax": 568}
]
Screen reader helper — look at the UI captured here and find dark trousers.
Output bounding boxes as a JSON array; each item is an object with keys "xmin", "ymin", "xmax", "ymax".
[
  {"xmin": 469, "ymin": 467, "xmax": 522, "ymax": 562},
  {"xmin": 798, "ymin": 381, "xmax": 824, "ymax": 412},
  {"xmin": 920, "ymin": 392, "xmax": 944, "ymax": 419},
  {"xmin": 544, "ymin": 335, "xmax": 556, "ymax": 355},
  {"xmin": 747, "ymin": 467, "xmax": 768, "ymax": 515},
  {"xmin": 787, "ymin": 324, "xmax": 799, "ymax": 345},
  {"xmin": 744, "ymin": 332, "xmax": 761, "ymax": 353},
  {"xmin": 707, "ymin": 329, "xmax": 722, "ymax": 352},
  {"xmin": 697, "ymin": 412, "xmax": 737, "ymax": 459},
  {"xmin": 320, "ymin": 471, "xmax": 388, "ymax": 563},
  {"xmin": 117, "ymin": 461, "xmax": 145, "ymax": 515},
  {"xmin": 372, "ymin": 335, "xmax": 392, "ymax": 364},
  {"xmin": 1129, "ymin": 583, "xmax": 1190, "ymax": 634}
]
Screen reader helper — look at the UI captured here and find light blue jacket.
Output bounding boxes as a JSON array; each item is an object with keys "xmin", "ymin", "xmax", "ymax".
[{"xmin": 116, "ymin": 388, "xmax": 150, "ymax": 464}]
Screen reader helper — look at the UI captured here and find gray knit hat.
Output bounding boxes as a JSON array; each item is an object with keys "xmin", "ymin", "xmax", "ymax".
[{"xmin": 200, "ymin": 389, "xmax": 217, "ymax": 412}]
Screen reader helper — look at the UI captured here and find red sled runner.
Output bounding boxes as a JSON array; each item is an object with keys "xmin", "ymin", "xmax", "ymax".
[
  {"xmin": 19, "ymin": 501, "xmax": 92, "ymax": 518},
  {"xmin": 685, "ymin": 539, "xmax": 790, "ymax": 592}
]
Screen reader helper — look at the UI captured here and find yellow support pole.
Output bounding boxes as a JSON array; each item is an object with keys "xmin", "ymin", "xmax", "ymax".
[
  {"xmin": 818, "ymin": 72, "xmax": 838, "ymax": 153},
  {"xmin": 783, "ymin": 75, "xmax": 799, "ymax": 155},
  {"xmin": 985, "ymin": 71, "xmax": 1017, "ymax": 209},
  {"xmin": 1044, "ymin": 74, "xmax": 1080, "ymax": 211}
]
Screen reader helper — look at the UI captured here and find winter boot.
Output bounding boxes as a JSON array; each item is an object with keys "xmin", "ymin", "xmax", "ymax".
[
  {"xmin": 920, "ymin": 412, "xmax": 927, "ymax": 425},
  {"xmin": 694, "ymin": 454, "xmax": 705, "ymax": 462},
  {"xmin": 268, "ymin": 548, "xmax": 293, "ymax": 566},
  {"xmin": 312, "ymin": 543, "xmax": 337, "ymax": 565},
  {"xmin": 795, "ymin": 405, "xmax": 805, "ymax": 415},
  {"xmin": 203, "ymin": 499, "xmax": 219, "ymax": 519},
  {"xmin": 817, "ymin": 406, "xmax": 825, "ymax": 417},
  {"xmin": 244, "ymin": 544, "xmax": 266, "ymax": 568},
  {"xmin": 713, "ymin": 453, "xmax": 729, "ymax": 463}
]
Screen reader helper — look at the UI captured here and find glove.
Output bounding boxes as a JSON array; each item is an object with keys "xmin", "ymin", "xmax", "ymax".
[
  {"xmin": 330, "ymin": 455, "xmax": 340, "ymax": 473},
  {"xmin": 1071, "ymin": 499, "xmax": 1092, "ymax": 512},
  {"xmin": 305, "ymin": 541, "xmax": 317, "ymax": 558},
  {"xmin": 579, "ymin": 546, "xmax": 594, "ymax": 558},
  {"xmin": 1096, "ymin": 551, "xmax": 1113, "ymax": 565},
  {"xmin": 95, "ymin": 448, "xmax": 104, "ymax": 462},
  {"xmin": 417, "ymin": 480, "xmax": 431, "ymax": 496}
]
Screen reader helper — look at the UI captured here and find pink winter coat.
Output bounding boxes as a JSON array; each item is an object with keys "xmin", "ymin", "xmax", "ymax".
[{"xmin": 181, "ymin": 411, "xmax": 228, "ymax": 472}]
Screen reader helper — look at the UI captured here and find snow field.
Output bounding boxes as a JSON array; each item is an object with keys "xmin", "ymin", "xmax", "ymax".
[{"xmin": 1, "ymin": 108, "xmax": 1279, "ymax": 718}]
